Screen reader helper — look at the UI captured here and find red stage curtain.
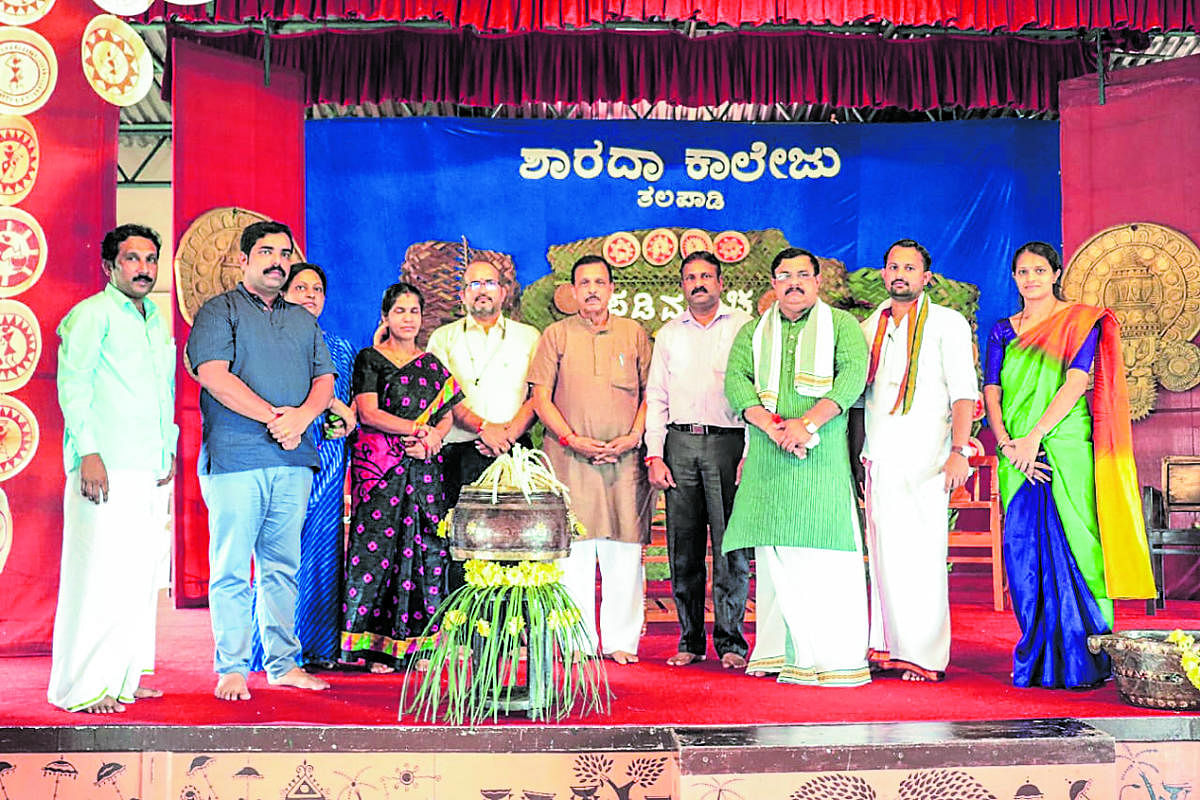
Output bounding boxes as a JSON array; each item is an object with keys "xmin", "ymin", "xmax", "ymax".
[
  {"xmin": 171, "ymin": 40, "xmax": 306, "ymax": 606},
  {"xmin": 164, "ymin": 26, "xmax": 1096, "ymax": 112},
  {"xmin": 138, "ymin": 0, "xmax": 1196, "ymax": 32},
  {"xmin": 1059, "ymin": 54, "xmax": 1200, "ymax": 598},
  {"xmin": 0, "ymin": 0, "xmax": 119, "ymax": 655}
]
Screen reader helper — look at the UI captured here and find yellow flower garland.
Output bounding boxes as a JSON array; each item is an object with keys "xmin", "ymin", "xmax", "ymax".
[
  {"xmin": 463, "ymin": 558, "xmax": 564, "ymax": 588},
  {"xmin": 1167, "ymin": 630, "xmax": 1200, "ymax": 691}
]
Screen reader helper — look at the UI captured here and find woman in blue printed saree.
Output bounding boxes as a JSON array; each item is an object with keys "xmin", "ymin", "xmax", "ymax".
[{"xmin": 983, "ymin": 241, "xmax": 1154, "ymax": 689}]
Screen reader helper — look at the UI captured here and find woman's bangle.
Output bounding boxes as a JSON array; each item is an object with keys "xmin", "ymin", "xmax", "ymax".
[{"xmin": 557, "ymin": 433, "xmax": 573, "ymax": 447}]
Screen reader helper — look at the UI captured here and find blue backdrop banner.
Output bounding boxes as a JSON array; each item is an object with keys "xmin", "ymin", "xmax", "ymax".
[{"xmin": 306, "ymin": 117, "xmax": 1060, "ymax": 350}]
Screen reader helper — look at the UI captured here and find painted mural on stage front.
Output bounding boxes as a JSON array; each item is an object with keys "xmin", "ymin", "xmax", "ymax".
[{"xmin": 304, "ymin": 117, "xmax": 1059, "ymax": 352}]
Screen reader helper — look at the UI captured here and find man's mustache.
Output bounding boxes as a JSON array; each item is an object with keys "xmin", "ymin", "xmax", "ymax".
[
  {"xmin": 785, "ymin": 286, "xmax": 805, "ymax": 295},
  {"xmin": 132, "ymin": 274, "xmax": 153, "ymax": 283},
  {"xmin": 265, "ymin": 266, "xmax": 286, "ymax": 276},
  {"xmin": 585, "ymin": 294, "xmax": 601, "ymax": 303},
  {"xmin": 690, "ymin": 287, "xmax": 709, "ymax": 296}
]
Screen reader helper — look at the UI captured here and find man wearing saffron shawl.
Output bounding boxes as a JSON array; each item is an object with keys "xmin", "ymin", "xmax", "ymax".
[
  {"xmin": 860, "ymin": 239, "xmax": 978, "ymax": 683},
  {"xmin": 722, "ymin": 247, "xmax": 870, "ymax": 687},
  {"xmin": 983, "ymin": 241, "xmax": 1155, "ymax": 689}
]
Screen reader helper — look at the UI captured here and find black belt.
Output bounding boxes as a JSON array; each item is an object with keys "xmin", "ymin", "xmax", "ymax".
[{"xmin": 667, "ymin": 423, "xmax": 743, "ymax": 436}]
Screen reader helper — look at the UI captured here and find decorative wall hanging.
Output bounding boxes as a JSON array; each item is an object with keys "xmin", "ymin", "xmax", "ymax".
[
  {"xmin": 0, "ymin": 391, "xmax": 36, "ymax": 481},
  {"xmin": 0, "ymin": 0, "xmax": 55, "ymax": 27},
  {"xmin": 0, "ymin": 298, "xmax": 38, "ymax": 392},
  {"xmin": 0, "ymin": 26, "xmax": 56, "ymax": 115},
  {"xmin": 81, "ymin": 14, "xmax": 152, "ymax": 107},
  {"xmin": 1063, "ymin": 222, "xmax": 1200, "ymax": 420},
  {"xmin": 0, "ymin": 205, "xmax": 45, "ymax": 297},
  {"xmin": 175, "ymin": 207, "xmax": 303, "ymax": 325},
  {"xmin": 0, "ymin": 114, "xmax": 37, "ymax": 206}
]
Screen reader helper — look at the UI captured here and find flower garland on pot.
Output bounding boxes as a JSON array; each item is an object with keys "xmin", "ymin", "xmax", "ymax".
[{"xmin": 402, "ymin": 446, "xmax": 609, "ymax": 724}]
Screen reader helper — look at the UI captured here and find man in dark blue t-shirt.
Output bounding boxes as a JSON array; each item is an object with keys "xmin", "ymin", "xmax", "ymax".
[{"xmin": 186, "ymin": 220, "xmax": 334, "ymax": 702}]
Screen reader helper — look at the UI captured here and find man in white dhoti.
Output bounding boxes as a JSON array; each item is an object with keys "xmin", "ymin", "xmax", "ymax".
[
  {"xmin": 861, "ymin": 238, "xmax": 978, "ymax": 682},
  {"xmin": 49, "ymin": 224, "xmax": 177, "ymax": 713},
  {"xmin": 723, "ymin": 248, "xmax": 871, "ymax": 687}
]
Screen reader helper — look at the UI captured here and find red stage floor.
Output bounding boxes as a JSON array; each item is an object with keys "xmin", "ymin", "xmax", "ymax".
[{"xmin": 3, "ymin": 576, "xmax": 1195, "ymax": 727}]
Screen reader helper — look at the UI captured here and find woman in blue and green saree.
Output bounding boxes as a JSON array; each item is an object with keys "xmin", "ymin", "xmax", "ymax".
[{"xmin": 983, "ymin": 241, "xmax": 1154, "ymax": 689}]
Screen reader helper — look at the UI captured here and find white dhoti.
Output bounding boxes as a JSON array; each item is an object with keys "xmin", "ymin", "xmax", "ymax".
[
  {"xmin": 864, "ymin": 459, "xmax": 951, "ymax": 675},
  {"xmin": 748, "ymin": 544, "xmax": 871, "ymax": 687},
  {"xmin": 48, "ymin": 469, "xmax": 170, "ymax": 711},
  {"xmin": 557, "ymin": 539, "xmax": 645, "ymax": 656}
]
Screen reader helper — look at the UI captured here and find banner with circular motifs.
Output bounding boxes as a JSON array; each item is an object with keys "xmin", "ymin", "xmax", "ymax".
[
  {"xmin": 0, "ymin": 392, "xmax": 36, "ymax": 481},
  {"xmin": 0, "ymin": 206, "xmax": 46, "ymax": 297},
  {"xmin": 0, "ymin": 298, "xmax": 39, "ymax": 392},
  {"xmin": 0, "ymin": 115, "xmax": 38, "ymax": 206},
  {"xmin": 81, "ymin": 14, "xmax": 153, "ymax": 107},
  {"xmin": 0, "ymin": 26, "xmax": 57, "ymax": 115},
  {"xmin": 0, "ymin": 486, "xmax": 10, "ymax": 574}
]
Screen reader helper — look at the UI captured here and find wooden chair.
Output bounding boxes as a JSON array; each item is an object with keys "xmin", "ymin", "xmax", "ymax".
[
  {"xmin": 1141, "ymin": 456, "xmax": 1200, "ymax": 615},
  {"xmin": 948, "ymin": 455, "xmax": 1007, "ymax": 612}
]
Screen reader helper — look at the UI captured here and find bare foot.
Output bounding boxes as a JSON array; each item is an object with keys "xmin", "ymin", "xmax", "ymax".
[
  {"xmin": 82, "ymin": 695, "xmax": 126, "ymax": 713},
  {"xmin": 415, "ymin": 659, "xmax": 430, "ymax": 673},
  {"xmin": 666, "ymin": 652, "xmax": 705, "ymax": 667},
  {"xmin": 134, "ymin": 686, "xmax": 163, "ymax": 699},
  {"xmin": 268, "ymin": 667, "xmax": 330, "ymax": 691},
  {"xmin": 606, "ymin": 650, "xmax": 638, "ymax": 665},
  {"xmin": 901, "ymin": 670, "xmax": 927, "ymax": 682},
  {"xmin": 720, "ymin": 652, "xmax": 748, "ymax": 669},
  {"xmin": 214, "ymin": 673, "xmax": 251, "ymax": 701},
  {"xmin": 746, "ymin": 669, "xmax": 771, "ymax": 678},
  {"xmin": 368, "ymin": 662, "xmax": 395, "ymax": 674}
]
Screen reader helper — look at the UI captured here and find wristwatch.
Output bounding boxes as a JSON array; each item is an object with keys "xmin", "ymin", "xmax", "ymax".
[
  {"xmin": 801, "ymin": 416, "xmax": 818, "ymax": 435},
  {"xmin": 951, "ymin": 445, "xmax": 972, "ymax": 458}
]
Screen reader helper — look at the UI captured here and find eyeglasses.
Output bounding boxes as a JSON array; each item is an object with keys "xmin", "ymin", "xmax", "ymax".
[
  {"xmin": 773, "ymin": 271, "xmax": 814, "ymax": 283},
  {"xmin": 467, "ymin": 279, "xmax": 500, "ymax": 291}
]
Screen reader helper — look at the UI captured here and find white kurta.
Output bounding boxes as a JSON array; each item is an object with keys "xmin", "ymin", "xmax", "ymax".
[
  {"xmin": 48, "ymin": 470, "xmax": 171, "ymax": 710},
  {"xmin": 861, "ymin": 298, "xmax": 978, "ymax": 674}
]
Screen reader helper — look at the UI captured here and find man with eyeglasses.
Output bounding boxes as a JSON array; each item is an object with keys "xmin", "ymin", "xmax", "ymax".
[
  {"xmin": 860, "ymin": 239, "xmax": 977, "ymax": 683},
  {"xmin": 427, "ymin": 260, "xmax": 540, "ymax": 588},
  {"xmin": 722, "ymin": 247, "xmax": 871, "ymax": 687}
]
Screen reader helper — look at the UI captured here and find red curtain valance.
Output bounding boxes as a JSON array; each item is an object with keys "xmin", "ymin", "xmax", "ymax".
[
  {"xmin": 141, "ymin": 0, "xmax": 1196, "ymax": 32},
  {"xmin": 163, "ymin": 26, "xmax": 1097, "ymax": 112}
]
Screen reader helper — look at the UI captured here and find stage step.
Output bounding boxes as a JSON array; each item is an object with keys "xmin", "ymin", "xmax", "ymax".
[{"xmin": 1, "ymin": 718, "xmax": 1192, "ymax": 800}]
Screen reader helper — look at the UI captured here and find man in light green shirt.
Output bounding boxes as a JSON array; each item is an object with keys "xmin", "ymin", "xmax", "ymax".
[{"xmin": 48, "ymin": 224, "xmax": 177, "ymax": 714}]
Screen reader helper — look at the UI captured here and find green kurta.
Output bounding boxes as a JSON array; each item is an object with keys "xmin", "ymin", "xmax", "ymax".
[{"xmin": 721, "ymin": 305, "xmax": 867, "ymax": 553}]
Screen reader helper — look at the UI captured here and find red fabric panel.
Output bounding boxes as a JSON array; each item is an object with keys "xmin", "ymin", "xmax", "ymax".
[
  {"xmin": 171, "ymin": 40, "xmax": 306, "ymax": 606},
  {"xmin": 163, "ymin": 26, "xmax": 1095, "ymax": 112},
  {"xmin": 0, "ymin": 0, "xmax": 119, "ymax": 655},
  {"xmin": 137, "ymin": 0, "xmax": 1196, "ymax": 31},
  {"xmin": 1060, "ymin": 53, "xmax": 1200, "ymax": 598}
]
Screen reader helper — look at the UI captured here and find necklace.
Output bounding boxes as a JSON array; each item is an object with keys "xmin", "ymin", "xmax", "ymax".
[
  {"xmin": 376, "ymin": 341, "xmax": 419, "ymax": 369},
  {"xmin": 461, "ymin": 316, "xmax": 505, "ymax": 387},
  {"xmin": 1017, "ymin": 299, "xmax": 1061, "ymax": 335}
]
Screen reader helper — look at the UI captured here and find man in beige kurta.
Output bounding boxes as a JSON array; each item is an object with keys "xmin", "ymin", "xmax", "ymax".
[{"xmin": 529, "ymin": 255, "xmax": 654, "ymax": 664}]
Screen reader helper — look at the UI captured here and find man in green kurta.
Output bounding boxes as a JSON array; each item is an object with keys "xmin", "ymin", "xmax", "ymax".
[{"xmin": 723, "ymin": 247, "xmax": 870, "ymax": 687}]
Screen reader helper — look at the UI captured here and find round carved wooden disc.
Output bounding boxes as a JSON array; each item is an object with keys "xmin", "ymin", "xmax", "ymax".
[
  {"xmin": 0, "ymin": 298, "xmax": 38, "ymax": 392},
  {"xmin": 1063, "ymin": 222, "xmax": 1200, "ymax": 345},
  {"xmin": 0, "ymin": 26, "xmax": 57, "ymax": 116},
  {"xmin": 0, "ymin": 206, "xmax": 46, "ymax": 297},
  {"xmin": 174, "ymin": 207, "xmax": 303, "ymax": 325},
  {"xmin": 0, "ymin": 391, "xmax": 36, "ymax": 481},
  {"xmin": 0, "ymin": 0, "xmax": 55, "ymax": 26},
  {"xmin": 81, "ymin": 15, "xmax": 154, "ymax": 108},
  {"xmin": 1154, "ymin": 340, "xmax": 1200, "ymax": 393},
  {"xmin": 0, "ymin": 115, "xmax": 38, "ymax": 206},
  {"xmin": 552, "ymin": 283, "xmax": 579, "ymax": 314},
  {"xmin": 0, "ymin": 486, "xmax": 9, "ymax": 575},
  {"xmin": 1064, "ymin": 222, "xmax": 1200, "ymax": 418}
]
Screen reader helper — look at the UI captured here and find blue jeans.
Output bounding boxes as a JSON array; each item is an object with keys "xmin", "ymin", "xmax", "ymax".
[{"xmin": 200, "ymin": 466, "xmax": 313, "ymax": 679}]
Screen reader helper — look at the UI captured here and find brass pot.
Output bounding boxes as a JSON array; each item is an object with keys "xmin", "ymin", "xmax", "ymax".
[
  {"xmin": 450, "ymin": 488, "xmax": 571, "ymax": 562},
  {"xmin": 1088, "ymin": 630, "xmax": 1200, "ymax": 710}
]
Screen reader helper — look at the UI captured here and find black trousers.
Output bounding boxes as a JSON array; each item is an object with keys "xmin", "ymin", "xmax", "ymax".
[
  {"xmin": 663, "ymin": 428, "xmax": 750, "ymax": 658},
  {"xmin": 442, "ymin": 435, "xmax": 533, "ymax": 592}
]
